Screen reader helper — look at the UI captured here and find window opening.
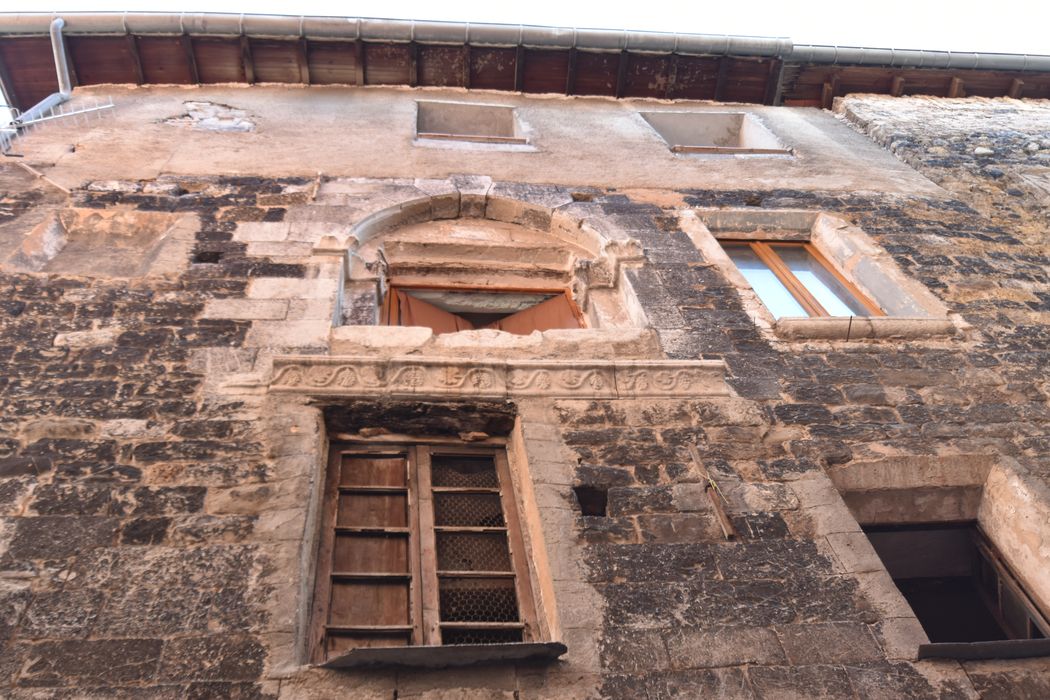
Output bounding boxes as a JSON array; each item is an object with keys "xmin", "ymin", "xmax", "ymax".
[
  {"xmin": 311, "ymin": 443, "xmax": 540, "ymax": 665},
  {"xmin": 381, "ymin": 286, "xmax": 584, "ymax": 335},
  {"xmin": 720, "ymin": 240, "xmax": 883, "ymax": 319},
  {"xmin": 865, "ymin": 523, "xmax": 1050, "ymax": 645}
]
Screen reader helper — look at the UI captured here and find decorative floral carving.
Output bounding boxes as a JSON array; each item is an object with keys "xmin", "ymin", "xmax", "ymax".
[{"xmin": 270, "ymin": 356, "xmax": 727, "ymax": 398}]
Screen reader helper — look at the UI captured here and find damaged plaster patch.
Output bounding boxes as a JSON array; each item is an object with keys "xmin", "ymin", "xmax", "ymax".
[
  {"xmin": 164, "ymin": 101, "xmax": 255, "ymax": 132},
  {"xmin": 3, "ymin": 207, "xmax": 197, "ymax": 278}
]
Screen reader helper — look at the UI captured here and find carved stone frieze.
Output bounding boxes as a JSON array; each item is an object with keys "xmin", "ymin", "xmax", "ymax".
[{"xmin": 270, "ymin": 356, "xmax": 729, "ymax": 399}]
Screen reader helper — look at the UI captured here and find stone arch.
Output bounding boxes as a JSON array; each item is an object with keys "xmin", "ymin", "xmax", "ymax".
[{"xmin": 333, "ymin": 185, "xmax": 646, "ymax": 332}]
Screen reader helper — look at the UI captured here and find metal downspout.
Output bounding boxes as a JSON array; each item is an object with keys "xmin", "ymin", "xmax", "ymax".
[{"xmin": 14, "ymin": 17, "xmax": 71, "ymax": 125}]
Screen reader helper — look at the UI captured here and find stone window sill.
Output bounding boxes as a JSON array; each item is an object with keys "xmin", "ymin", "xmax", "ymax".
[
  {"xmin": 918, "ymin": 639, "xmax": 1050, "ymax": 661},
  {"xmin": 774, "ymin": 316, "xmax": 958, "ymax": 341},
  {"xmin": 321, "ymin": 641, "xmax": 568, "ymax": 670}
]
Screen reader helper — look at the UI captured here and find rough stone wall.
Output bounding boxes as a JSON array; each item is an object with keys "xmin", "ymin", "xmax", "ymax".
[
  {"xmin": 0, "ymin": 95, "xmax": 1048, "ymax": 699},
  {"xmin": 0, "ymin": 177, "xmax": 305, "ymax": 698}
]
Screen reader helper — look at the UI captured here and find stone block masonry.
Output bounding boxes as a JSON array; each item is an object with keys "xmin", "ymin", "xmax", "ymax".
[{"xmin": 0, "ymin": 96, "xmax": 1048, "ymax": 698}]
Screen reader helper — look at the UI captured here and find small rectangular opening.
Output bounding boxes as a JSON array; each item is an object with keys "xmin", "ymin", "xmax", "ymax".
[
  {"xmin": 573, "ymin": 486, "xmax": 608, "ymax": 517},
  {"xmin": 416, "ymin": 101, "xmax": 526, "ymax": 144},
  {"xmin": 640, "ymin": 111, "xmax": 790, "ymax": 155},
  {"xmin": 865, "ymin": 523, "xmax": 1050, "ymax": 644}
]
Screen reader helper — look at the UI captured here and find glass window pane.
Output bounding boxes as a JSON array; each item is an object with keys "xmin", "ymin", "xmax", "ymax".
[
  {"xmin": 723, "ymin": 243, "xmax": 808, "ymax": 319},
  {"xmin": 771, "ymin": 245, "xmax": 872, "ymax": 317}
]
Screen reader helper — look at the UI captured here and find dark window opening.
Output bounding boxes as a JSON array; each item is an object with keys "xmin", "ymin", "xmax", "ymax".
[
  {"xmin": 573, "ymin": 486, "xmax": 608, "ymax": 517},
  {"xmin": 381, "ymin": 286, "xmax": 584, "ymax": 335},
  {"xmin": 865, "ymin": 523, "xmax": 1050, "ymax": 644}
]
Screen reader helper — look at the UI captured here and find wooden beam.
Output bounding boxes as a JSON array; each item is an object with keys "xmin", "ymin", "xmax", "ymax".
[
  {"xmin": 615, "ymin": 50, "xmax": 629, "ymax": 98},
  {"xmin": 182, "ymin": 35, "xmax": 200, "ymax": 84},
  {"xmin": 126, "ymin": 35, "xmax": 145, "ymax": 85},
  {"xmin": 354, "ymin": 41, "xmax": 365, "ymax": 86},
  {"xmin": 296, "ymin": 38, "xmax": 311, "ymax": 84},
  {"xmin": 408, "ymin": 41, "xmax": 418, "ymax": 88},
  {"xmin": 514, "ymin": 44, "xmax": 525, "ymax": 92},
  {"xmin": 240, "ymin": 36, "xmax": 255, "ymax": 84},
  {"xmin": 762, "ymin": 59, "xmax": 782, "ymax": 105},
  {"xmin": 948, "ymin": 76, "xmax": 964, "ymax": 98},
  {"xmin": 890, "ymin": 75, "xmax": 905, "ymax": 97},
  {"xmin": 565, "ymin": 47, "xmax": 577, "ymax": 95},
  {"xmin": 64, "ymin": 37, "xmax": 80, "ymax": 88},
  {"xmin": 820, "ymin": 75, "xmax": 840, "ymax": 109},
  {"xmin": 0, "ymin": 51, "xmax": 21, "ymax": 110},
  {"xmin": 714, "ymin": 56, "xmax": 730, "ymax": 101},
  {"xmin": 665, "ymin": 54, "xmax": 679, "ymax": 99},
  {"xmin": 462, "ymin": 45, "xmax": 471, "ymax": 89},
  {"xmin": 1008, "ymin": 77, "xmax": 1024, "ymax": 99}
]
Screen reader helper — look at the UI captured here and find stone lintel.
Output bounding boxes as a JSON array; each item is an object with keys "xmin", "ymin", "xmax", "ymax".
[{"xmin": 270, "ymin": 355, "xmax": 729, "ymax": 399}]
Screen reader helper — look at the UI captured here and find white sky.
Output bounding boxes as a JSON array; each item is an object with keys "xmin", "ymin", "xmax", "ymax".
[{"xmin": 39, "ymin": 1, "xmax": 1050, "ymax": 55}]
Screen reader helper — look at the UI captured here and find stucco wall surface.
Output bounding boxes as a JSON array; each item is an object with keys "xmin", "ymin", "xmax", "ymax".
[{"xmin": 12, "ymin": 85, "xmax": 944, "ymax": 196}]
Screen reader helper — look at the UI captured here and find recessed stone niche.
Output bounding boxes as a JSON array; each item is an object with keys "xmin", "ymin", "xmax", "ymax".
[
  {"xmin": 640, "ymin": 111, "xmax": 790, "ymax": 155},
  {"xmin": 4, "ymin": 207, "xmax": 195, "ymax": 277},
  {"xmin": 416, "ymin": 101, "xmax": 526, "ymax": 144}
]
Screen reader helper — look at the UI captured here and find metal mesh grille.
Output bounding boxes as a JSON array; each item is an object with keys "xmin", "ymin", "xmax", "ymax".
[
  {"xmin": 441, "ymin": 628, "xmax": 523, "ymax": 646},
  {"xmin": 434, "ymin": 493, "xmax": 505, "ymax": 527},
  {"xmin": 437, "ymin": 532, "xmax": 512, "ymax": 572},
  {"xmin": 440, "ymin": 577, "xmax": 519, "ymax": 622},
  {"xmin": 431, "ymin": 455, "xmax": 500, "ymax": 488}
]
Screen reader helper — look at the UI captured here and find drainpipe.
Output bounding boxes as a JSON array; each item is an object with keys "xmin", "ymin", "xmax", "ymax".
[{"xmin": 14, "ymin": 17, "xmax": 72, "ymax": 126}]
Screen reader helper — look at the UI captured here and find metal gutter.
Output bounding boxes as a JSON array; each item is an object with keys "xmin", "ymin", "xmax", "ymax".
[
  {"xmin": 0, "ymin": 12, "xmax": 792, "ymax": 57},
  {"xmin": 789, "ymin": 44, "xmax": 1050, "ymax": 73}
]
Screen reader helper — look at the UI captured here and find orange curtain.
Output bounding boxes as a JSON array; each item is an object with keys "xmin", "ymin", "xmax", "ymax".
[
  {"xmin": 387, "ymin": 290, "xmax": 474, "ymax": 334},
  {"xmin": 489, "ymin": 294, "xmax": 581, "ymax": 334}
]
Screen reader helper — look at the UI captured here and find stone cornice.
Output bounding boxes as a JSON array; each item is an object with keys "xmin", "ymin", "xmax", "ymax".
[{"xmin": 270, "ymin": 355, "xmax": 729, "ymax": 399}]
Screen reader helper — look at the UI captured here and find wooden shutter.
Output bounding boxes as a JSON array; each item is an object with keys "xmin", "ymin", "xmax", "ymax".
[
  {"xmin": 313, "ymin": 443, "xmax": 540, "ymax": 663},
  {"xmin": 311, "ymin": 448, "xmax": 421, "ymax": 662},
  {"xmin": 421, "ymin": 449, "xmax": 536, "ymax": 645},
  {"xmin": 490, "ymin": 293, "xmax": 581, "ymax": 334}
]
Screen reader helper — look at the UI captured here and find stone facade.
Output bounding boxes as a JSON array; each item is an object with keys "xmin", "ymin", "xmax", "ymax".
[{"xmin": 0, "ymin": 85, "xmax": 1048, "ymax": 699}]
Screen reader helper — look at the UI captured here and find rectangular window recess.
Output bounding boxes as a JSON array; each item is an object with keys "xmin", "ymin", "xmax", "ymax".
[
  {"xmin": 865, "ymin": 523, "xmax": 1050, "ymax": 647},
  {"xmin": 720, "ymin": 240, "xmax": 883, "ymax": 319},
  {"xmin": 381, "ymin": 286, "xmax": 584, "ymax": 335},
  {"xmin": 640, "ymin": 111, "xmax": 791, "ymax": 155},
  {"xmin": 321, "ymin": 641, "xmax": 568, "ymax": 670},
  {"xmin": 416, "ymin": 101, "xmax": 526, "ymax": 144}
]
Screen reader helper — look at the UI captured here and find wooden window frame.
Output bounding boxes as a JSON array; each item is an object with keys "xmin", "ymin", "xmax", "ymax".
[
  {"xmin": 721, "ymin": 239, "xmax": 885, "ymax": 317},
  {"xmin": 309, "ymin": 440, "xmax": 541, "ymax": 665},
  {"xmin": 380, "ymin": 283, "xmax": 587, "ymax": 331}
]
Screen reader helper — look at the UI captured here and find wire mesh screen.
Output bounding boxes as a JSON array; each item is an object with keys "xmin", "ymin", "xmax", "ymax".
[
  {"xmin": 437, "ymin": 532, "xmax": 512, "ymax": 572},
  {"xmin": 431, "ymin": 455, "xmax": 500, "ymax": 488},
  {"xmin": 441, "ymin": 628, "xmax": 523, "ymax": 646},
  {"xmin": 439, "ymin": 577, "xmax": 520, "ymax": 622},
  {"xmin": 434, "ymin": 493, "xmax": 506, "ymax": 527}
]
